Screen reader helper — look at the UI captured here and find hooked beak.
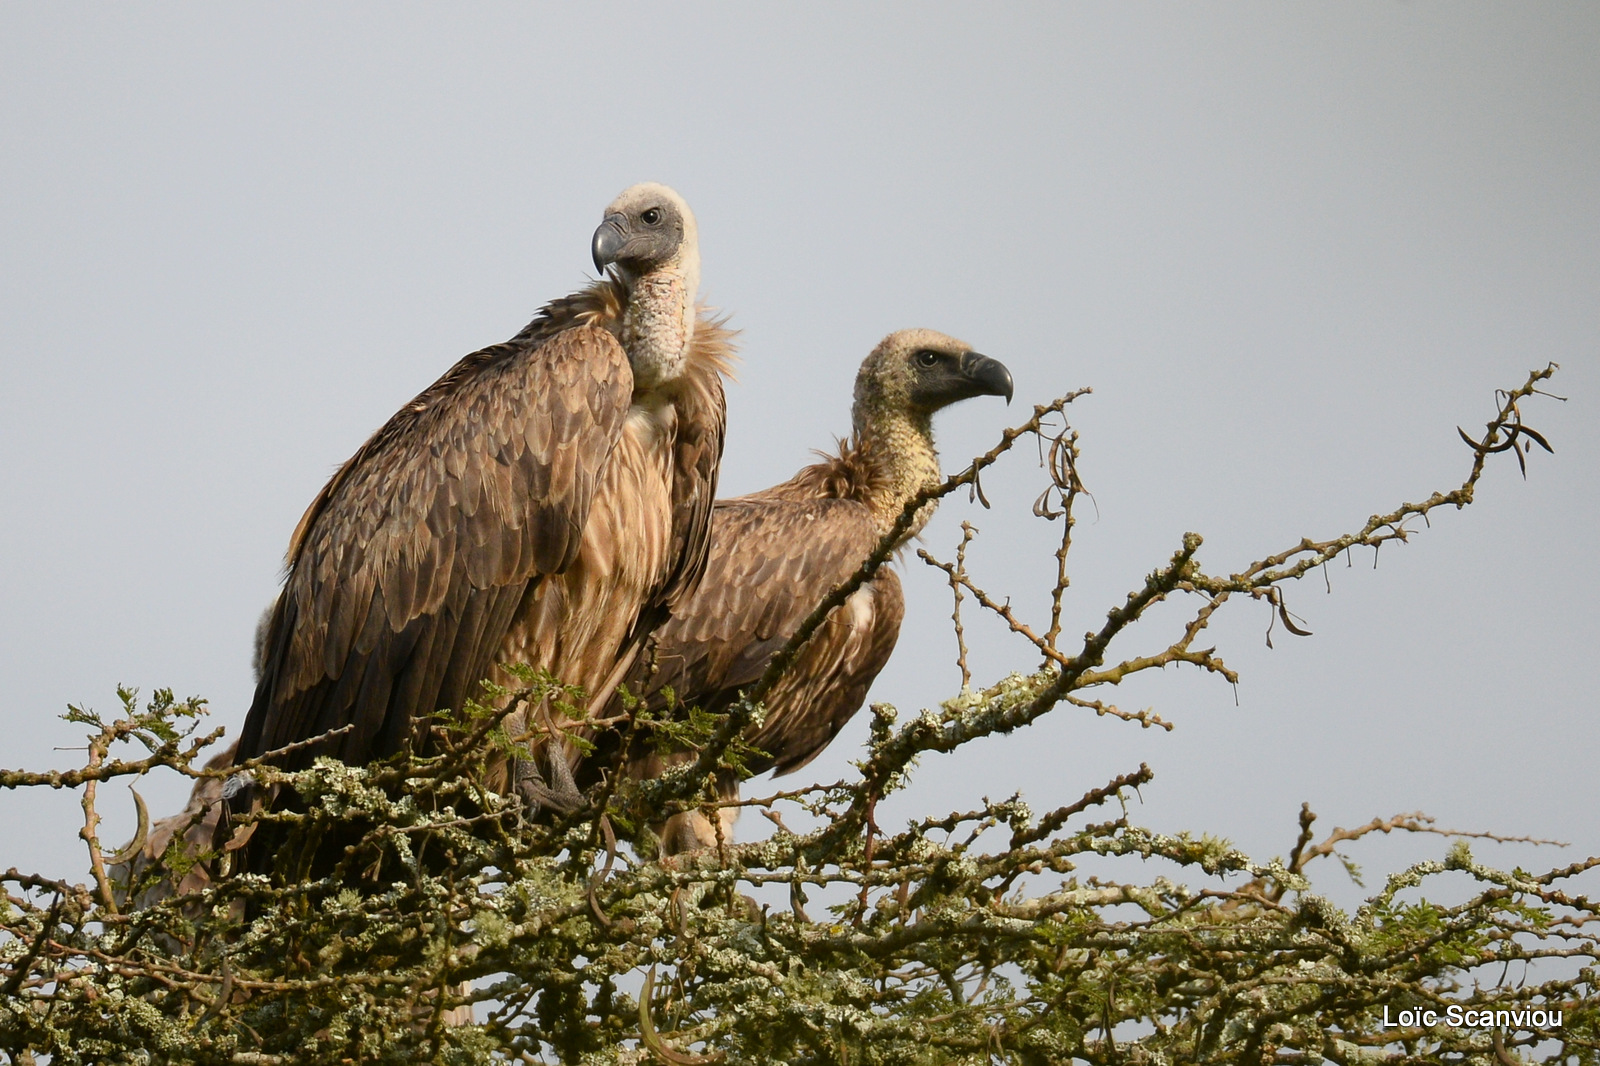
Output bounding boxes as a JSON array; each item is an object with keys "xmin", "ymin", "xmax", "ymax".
[
  {"xmin": 961, "ymin": 351, "xmax": 1015, "ymax": 404},
  {"xmin": 591, "ymin": 213, "xmax": 628, "ymax": 273}
]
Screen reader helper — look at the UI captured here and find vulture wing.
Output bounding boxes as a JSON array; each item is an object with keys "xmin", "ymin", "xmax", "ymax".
[
  {"xmin": 239, "ymin": 322, "xmax": 633, "ymax": 768},
  {"xmin": 626, "ymin": 493, "xmax": 904, "ymax": 777},
  {"xmin": 658, "ymin": 362, "xmax": 728, "ymax": 612}
]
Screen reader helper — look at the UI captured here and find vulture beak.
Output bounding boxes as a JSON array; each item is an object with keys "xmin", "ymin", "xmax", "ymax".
[
  {"xmin": 591, "ymin": 213, "xmax": 629, "ymax": 273},
  {"xmin": 961, "ymin": 351, "xmax": 1015, "ymax": 404}
]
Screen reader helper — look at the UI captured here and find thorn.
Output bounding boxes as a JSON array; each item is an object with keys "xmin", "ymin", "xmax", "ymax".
[{"xmin": 107, "ymin": 788, "xmax": 151, "ymax": 867}]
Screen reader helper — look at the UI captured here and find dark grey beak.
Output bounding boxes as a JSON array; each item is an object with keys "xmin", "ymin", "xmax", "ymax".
[
  {"xmin": 591, "ymin": 213, "xmax": 628, "ymax": 273},
  {"xmin": 961, "ymin": 352, "xmax": 1014, "ymax": 404}
]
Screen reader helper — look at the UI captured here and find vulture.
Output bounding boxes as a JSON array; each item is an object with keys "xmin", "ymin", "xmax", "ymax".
[
  {"xmin": 229, "ymin": 183, "xmax": 734, "ymax": 868},
  {"xmin": 591, "ymin": 329, "xmax": 1013, "ymax": 853}
]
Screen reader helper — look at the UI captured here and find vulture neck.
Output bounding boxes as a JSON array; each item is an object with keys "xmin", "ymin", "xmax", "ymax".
[
  {"xmin": 849, "ymin": 406, "xmax": 942, "ymax": 542},
  {"xmin": 620, "ymin": 255, "xmax": 700, "ymax": 394}
]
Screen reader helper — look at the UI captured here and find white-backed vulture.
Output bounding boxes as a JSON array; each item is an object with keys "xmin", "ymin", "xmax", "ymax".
[
  {"xmin": 591, "ymin": 329, "xmax": 1012, "ymax": 853},
  {"xmin": 230, "ymin": 184, "xmax": 734, "ymax": 867}
]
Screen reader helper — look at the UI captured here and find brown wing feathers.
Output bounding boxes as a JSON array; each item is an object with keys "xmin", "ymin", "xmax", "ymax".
[
  {"xmin": 609, "ymin": 490, "xmax": 905, "ymax": 781},
  {"xmin": 239, "ymin": 320, "xmax": 638, "ymax": 772},
  {"xmin": 659, "ymin": 315, "xmax": 737, "ymax": 611}
]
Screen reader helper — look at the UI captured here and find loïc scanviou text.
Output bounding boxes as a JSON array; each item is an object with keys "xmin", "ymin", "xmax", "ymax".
[{"xmin": 1380, "ymin": 1005, "xmax": 1562, "ymax": 1030}]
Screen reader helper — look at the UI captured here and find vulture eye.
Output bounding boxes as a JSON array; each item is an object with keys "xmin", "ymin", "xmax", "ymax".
[
  {"xmin": 915, "ymin": 349, "xmax": 940, "ymax": 368},
  {"xmin": 640, "ymin": 207, "xmax": 663, "ymax": 225}
]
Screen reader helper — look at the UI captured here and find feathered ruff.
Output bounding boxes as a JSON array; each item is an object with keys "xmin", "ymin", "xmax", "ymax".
[
  {"xmin": 684, "ymin": 306, "xmax": 738, "ymax": 384},
  {"xmin": 756, "ymin": 429, "xmax": 927, "ymax": 528}
]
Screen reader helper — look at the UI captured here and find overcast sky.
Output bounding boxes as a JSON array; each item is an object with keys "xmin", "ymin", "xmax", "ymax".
[{"xmin": 2, "ymin": 4, "xmax": 1595, "ymax": 907}]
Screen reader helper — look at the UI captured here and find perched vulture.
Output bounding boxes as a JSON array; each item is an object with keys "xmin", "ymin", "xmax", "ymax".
[
  {"xmin": 229, "ymin": 183, "xmax": 733, "ymax": 868},
  {"xmin": 592, "ymin": 329, "xmax": 1013, "ymax": 853}
]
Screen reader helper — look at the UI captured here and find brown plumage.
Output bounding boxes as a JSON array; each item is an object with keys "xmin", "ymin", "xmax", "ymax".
[
  {"xmin": 594, "ymin": 329, "xmax": 1013, "ymax": 853},
  {"xmin": 230, "ymin": 184, "xmax": 734, "ymax": 867}
]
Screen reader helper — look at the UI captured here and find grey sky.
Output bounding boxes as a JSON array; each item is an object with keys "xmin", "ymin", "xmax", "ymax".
[{"xmin": 2, "ymin": 4, "xmax": 1596, "ymax": 904}]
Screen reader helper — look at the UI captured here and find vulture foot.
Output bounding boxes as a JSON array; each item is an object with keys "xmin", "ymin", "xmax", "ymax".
[{"xmin": 515, "ymin": 750, "xmax": 586, "ymax": 817}]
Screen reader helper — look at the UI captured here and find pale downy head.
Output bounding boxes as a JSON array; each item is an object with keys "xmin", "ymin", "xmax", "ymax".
[
  {"xmin": 593, "ymin": 182, "xmax": 703, "ymax": 390},
  {"xmin": 853, "ymin": 328, "xmax": 1013, "ymax": 439},
  {"xmin": 846, "ymin": 329, "xmax": 1013, "ymax": 537},
  {"xmin": 591, "ymin": 182, "xmax": 700, "ymax": 292}
]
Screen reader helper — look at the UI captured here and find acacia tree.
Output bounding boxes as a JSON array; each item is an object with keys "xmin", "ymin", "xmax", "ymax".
[{"xmin": 0, "ymin": 365, "xmax": 1590, "ymax": 1066}]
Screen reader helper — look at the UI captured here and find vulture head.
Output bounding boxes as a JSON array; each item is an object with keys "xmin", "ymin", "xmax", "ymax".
[
  {"xmin": 853, "ymin": 328, "xmax": 1013, "ymax": 436},
  {"xmin": 845, "ymin": 329, "xmax": 1013, "ymax": 536},
  {"xmin": 593, "ymin": 182, "xmax": 703, "ymax": 389},
  {"xmin": 592, "ymin": 182, "xmax": 699, "ymax": 285}
]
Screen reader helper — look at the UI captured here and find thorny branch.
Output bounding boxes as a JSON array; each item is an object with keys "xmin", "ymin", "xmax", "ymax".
[
  {"xmin": 899, "ymin": 364, "xmax": 1564, "ymax": 799},
  {"xmin": 1034, "ymin": 416, "xmax": 1088, "ymax": 654},
  {"xmin": 938, "ymin": 521, "xmax": 977, "ymax": 692}
]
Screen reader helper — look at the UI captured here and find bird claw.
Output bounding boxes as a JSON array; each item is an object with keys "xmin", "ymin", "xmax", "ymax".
[{"xmin": 515, "ymin": 749, "xmax": 586, "ymax": 817}]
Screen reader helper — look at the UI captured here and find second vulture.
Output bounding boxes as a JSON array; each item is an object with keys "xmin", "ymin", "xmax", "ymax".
[{"xmin": 591, "ymin": 329, "xmax": 1013, "ymax": 852}]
